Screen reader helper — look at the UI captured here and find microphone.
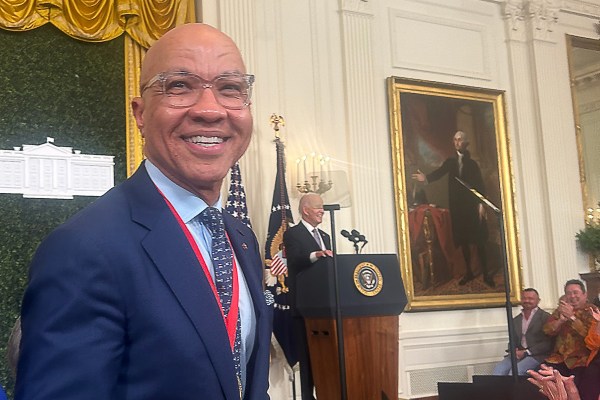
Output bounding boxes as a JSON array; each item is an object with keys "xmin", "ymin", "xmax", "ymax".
[
  {"xmin": 341, "ymin": 228, "xmax": 360, "ymax": 254},
  {"xmin": 350, "ymin": 230, "xmax": 363, "ymax": 245}
]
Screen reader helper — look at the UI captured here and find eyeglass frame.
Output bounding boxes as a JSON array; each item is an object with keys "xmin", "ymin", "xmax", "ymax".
[{"xmin": 140, "ymin": 71, "xmax": 255, "ymax": 110}]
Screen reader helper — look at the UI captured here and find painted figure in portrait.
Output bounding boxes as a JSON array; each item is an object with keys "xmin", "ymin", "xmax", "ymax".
[{"xmin": 402, "ymin": 92, "xmax": 503, "ymax": 297}]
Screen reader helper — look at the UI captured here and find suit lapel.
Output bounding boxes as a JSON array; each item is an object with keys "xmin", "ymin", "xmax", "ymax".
[
  {"xmin": 320, "ymin": 229, "xmax": 331, "ymax": 250},
  {"xmin": 298, "ymin": 224, "xmax": 323, "ymax": 252},
  {"xmin": 526, "ymin": 310, "xmax": 543, "ymax": 336},
  {"xmin": 125, "ymin": 167, "xmax": 238, "ymax": 399},
  {"xmin": 224, "ymin": 213, "xmax": 263, "ymax": 320},
  {"xmin": 514, "ymin": 314, "xmax": 523, "ymax": 343},
  {"xmin": 224, "ymin": 213, "xmax": 270, "ymax": 398}
]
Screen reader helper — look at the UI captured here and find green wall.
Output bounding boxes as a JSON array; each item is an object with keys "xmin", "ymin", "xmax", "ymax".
[{"xmin": 0, "ymin": 23, "xmax": 126, "ymax": 397}]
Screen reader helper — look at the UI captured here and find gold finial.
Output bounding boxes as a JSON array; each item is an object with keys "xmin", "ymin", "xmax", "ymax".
[{"xmin": 269, "ymin": 114, "xmax": 285, "ymax": 139}]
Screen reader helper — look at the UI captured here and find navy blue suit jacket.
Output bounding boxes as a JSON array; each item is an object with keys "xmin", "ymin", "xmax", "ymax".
[{"xmin": 16, "ymin": 165, "xmax": 272, "ymax": 400}]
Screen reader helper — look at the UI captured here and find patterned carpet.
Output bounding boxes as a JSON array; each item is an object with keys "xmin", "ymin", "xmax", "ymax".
[{"xmin": 414, "ymin": 268, "xmax": 504, "ymax": 297}]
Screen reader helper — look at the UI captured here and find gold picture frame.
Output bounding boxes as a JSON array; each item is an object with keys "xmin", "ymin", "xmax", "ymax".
[{"xmin": 387, "ymin": 77, "xmax": 521, "ymax": 311}]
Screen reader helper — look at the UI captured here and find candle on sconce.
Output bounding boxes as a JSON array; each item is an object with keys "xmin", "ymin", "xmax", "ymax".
[
  {"xmin": 302, "ymin": 155, "xmax": 307, "ymax": 182},
  {"xmin": 311, "ymin": 152, "xmax": 316, "ymax": 177},
  {"xmin": 326, "ymin": 157, "xmax": 331, "ymax": 182},
  {"xmin": 319, "ymin": 155, "xmax": 324, "ymax": 180},
  {"xmin": 296, "ymin": 158, "xmax": 301, "ymax": 185}
]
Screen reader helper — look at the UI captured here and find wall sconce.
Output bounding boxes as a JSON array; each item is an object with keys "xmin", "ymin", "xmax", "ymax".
[
  {"xmin": 296, "ymin": 152, "xmax": 333, "ymax": 194},
  {"xmin": 587, "ymin": 203, "xmax": 600, "ymax": 226}
]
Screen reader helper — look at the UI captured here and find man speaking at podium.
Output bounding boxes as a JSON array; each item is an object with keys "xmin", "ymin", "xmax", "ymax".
[{"xmin": 283, "ymin": 193, "xmax": 333, "ymax": 400}]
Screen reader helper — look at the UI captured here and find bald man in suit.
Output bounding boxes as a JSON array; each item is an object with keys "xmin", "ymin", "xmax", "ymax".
[
  {"xmin": 16, "ymin": 24, "xmax": 271, "ymax": 400},
  {"xmin": 283, "ymin": 193, "xmax": 332, "ymax": 400}
]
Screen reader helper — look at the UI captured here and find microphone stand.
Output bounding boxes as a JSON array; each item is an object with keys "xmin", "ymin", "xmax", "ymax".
[
  {"xmin": 359, "ymin": 241, "xmax": 368, "ymax": 254},
  {"xmin": 323, "ymin": 204, "xmax": 348, "ymax": 400},
  {"xmin": 455, "ymin": 178, "xmax": 519, "ymax": 382}
]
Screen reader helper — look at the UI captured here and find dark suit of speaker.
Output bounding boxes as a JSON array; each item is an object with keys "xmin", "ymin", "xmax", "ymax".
[
  {"xmin": 283, "ymin": 222, "xmax": 331, "ymax": 400},
  {"xmin": 284, "ymin": 223, "xmax": 331, "ymax": 315}
]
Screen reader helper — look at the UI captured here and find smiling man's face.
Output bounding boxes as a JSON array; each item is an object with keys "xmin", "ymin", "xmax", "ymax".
[
  {"xmin": 565, "ymin": 283, "xmax": 587, "ymax": 310},
  {"xmin": 520, "ymin": 290, "xmax": 540, "ymax": 311},
  {"xmin": 132, "ymin": 24, "xmax": 253, "ymax": 204}
]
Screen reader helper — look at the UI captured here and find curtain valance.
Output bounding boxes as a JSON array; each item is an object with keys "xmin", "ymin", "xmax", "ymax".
[{"xmin": 0, "ymin": 0, "xmax": 194, "ymax": 48}]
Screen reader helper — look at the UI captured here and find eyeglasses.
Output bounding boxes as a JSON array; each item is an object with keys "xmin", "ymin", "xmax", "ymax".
[{"xmin": 141, "ymin": 71, "xmax": 255, "ymax": 110}]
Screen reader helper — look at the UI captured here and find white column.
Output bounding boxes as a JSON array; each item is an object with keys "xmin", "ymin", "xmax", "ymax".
[
  {"xmin": 502, "ymin": 0, "xmax": 582, "ymax": 303},
  {"xmin": 502, "ymin": 0, "xmax": 555, "ymax": 302},
  {"xmin": 211, "ymin": 0, "xmax": 270, "ymax": 242},
  {"xmin": 339, "ymin": 0, "xmax": 391, "ymax": 252}
]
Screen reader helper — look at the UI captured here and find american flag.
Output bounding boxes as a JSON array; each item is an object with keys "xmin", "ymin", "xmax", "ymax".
[
  {"xmin": 269, "ymin": 250, "xmax": 288, "ymax": 276},
  {"xmin": 264, "ymin": 137, "xmax": 297, "ymax": 368},
  {"xmin": 225, "ymin": 162, "xmax": 252, "ymax": 229}
]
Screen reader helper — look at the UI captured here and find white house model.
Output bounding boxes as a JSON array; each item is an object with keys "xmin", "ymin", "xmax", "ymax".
[{"xmin": 0, "ymin": 138, "xmax": 114, "ymax": 199}]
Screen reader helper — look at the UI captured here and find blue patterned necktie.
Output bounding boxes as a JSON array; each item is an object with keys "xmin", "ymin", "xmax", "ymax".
[{"xmin": 199, "ymin": 207, "xmax": 242, "ymax": 392}]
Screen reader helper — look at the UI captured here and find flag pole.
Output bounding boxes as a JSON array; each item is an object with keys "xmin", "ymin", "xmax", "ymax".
[{"xmin": 264, "ymin": 114, "xmax": 301, "ymax": 395}]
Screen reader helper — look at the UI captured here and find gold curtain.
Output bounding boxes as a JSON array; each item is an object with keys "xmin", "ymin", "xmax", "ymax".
[{"xmin": 0, "ymin": 0, "xmax": 195, "ymax": 49}]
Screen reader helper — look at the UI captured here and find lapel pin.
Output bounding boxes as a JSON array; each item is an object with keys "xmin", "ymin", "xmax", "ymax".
[{"xmin": 242, "ymin": 243, "xmax": 248, "ymax": 250}]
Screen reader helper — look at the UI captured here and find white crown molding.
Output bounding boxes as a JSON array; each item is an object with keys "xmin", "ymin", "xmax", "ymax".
[
  {"xmin": 561, "ymin": 0, "xmax": 600, "ymax": 18},
  {"xmin": 340, "ymin": 0, "xmax": 373, "ymax": 15},
  {"xmin": 503, "ymin": 1, "xmax": 526, "ymax": 29},
  {"xmin": 495, "ymin": 0, "xmax": 600, "ymax": 16},
  {"xmin": 528, "ymin": 0, "xmax": 560, "ymax": 41},
  {"xmin": 502, "ymin": 0, "xmax": 560, "ymax": 41}
]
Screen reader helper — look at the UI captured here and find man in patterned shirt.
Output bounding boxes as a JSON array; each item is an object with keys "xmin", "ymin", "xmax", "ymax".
[{"xmin": 543, "ymin": 279, "xmax": 599, "ymax": 400}]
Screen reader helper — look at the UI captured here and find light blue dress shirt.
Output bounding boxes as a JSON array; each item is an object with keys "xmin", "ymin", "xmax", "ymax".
[{"xmin": 145, "ymin": 161, "xmax": 256, "ymax": 392}]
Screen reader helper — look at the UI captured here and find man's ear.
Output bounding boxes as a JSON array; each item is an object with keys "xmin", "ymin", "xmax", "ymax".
[{"xmin": 131, "ymin": 97, "xmax": 145, "ymax": 136}]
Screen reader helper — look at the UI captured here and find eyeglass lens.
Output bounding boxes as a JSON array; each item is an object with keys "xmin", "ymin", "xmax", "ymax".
[{"xmin": 160, "ymin": 73, "xmax": 252, "ymax": 109}]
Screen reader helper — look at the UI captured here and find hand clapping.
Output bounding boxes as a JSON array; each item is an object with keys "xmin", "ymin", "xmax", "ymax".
[
  {"xmin": 558, "ymin": 300, "xmax": 575, "ymax": 320},
  {"xmin": 590, "ymin": 306, "xmax": 600, "ymax": 322},
  {"xmin": 527, "ymin": 365, "xmax": 581, "ymax": 400}
]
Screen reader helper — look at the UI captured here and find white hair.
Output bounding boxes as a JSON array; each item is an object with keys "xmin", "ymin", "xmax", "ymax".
[{"xmin": 454, "ymin": 130, "xmax": 469, "ymax": 143}]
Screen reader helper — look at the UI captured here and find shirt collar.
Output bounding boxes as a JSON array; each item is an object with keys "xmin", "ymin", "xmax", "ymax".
[
  {"xmin": 300, "ymin": 219, "xmax": 318, "ymax": 233},
  {"xmin": 521, "ymin": 306, "xmax": 539, "ymax": 316},
  {"xmin": 145, "ymin": 160, "xmax": 222, "ymax": 223}
]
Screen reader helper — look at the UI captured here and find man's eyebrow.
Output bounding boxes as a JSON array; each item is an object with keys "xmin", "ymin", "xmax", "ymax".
[{"xmin": 219, "ymin": 70, "xmax": 245, "ymax": 75}]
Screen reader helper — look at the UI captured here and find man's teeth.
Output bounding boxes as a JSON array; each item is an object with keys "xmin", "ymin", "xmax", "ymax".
[{"xmin": 186, "ymin": 136, "xmax": 224, "ymax": 146}]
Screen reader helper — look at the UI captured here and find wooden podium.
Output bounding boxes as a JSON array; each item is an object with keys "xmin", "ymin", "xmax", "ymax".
[{"xmin": 296, "ymin": 254, "xmax": 407, "ymax": 400}]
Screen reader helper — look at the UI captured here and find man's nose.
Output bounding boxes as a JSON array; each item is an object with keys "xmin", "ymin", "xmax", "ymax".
[{"xmin": 188, "ymin": 88, "xmax": 227, "ymax": 118}]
